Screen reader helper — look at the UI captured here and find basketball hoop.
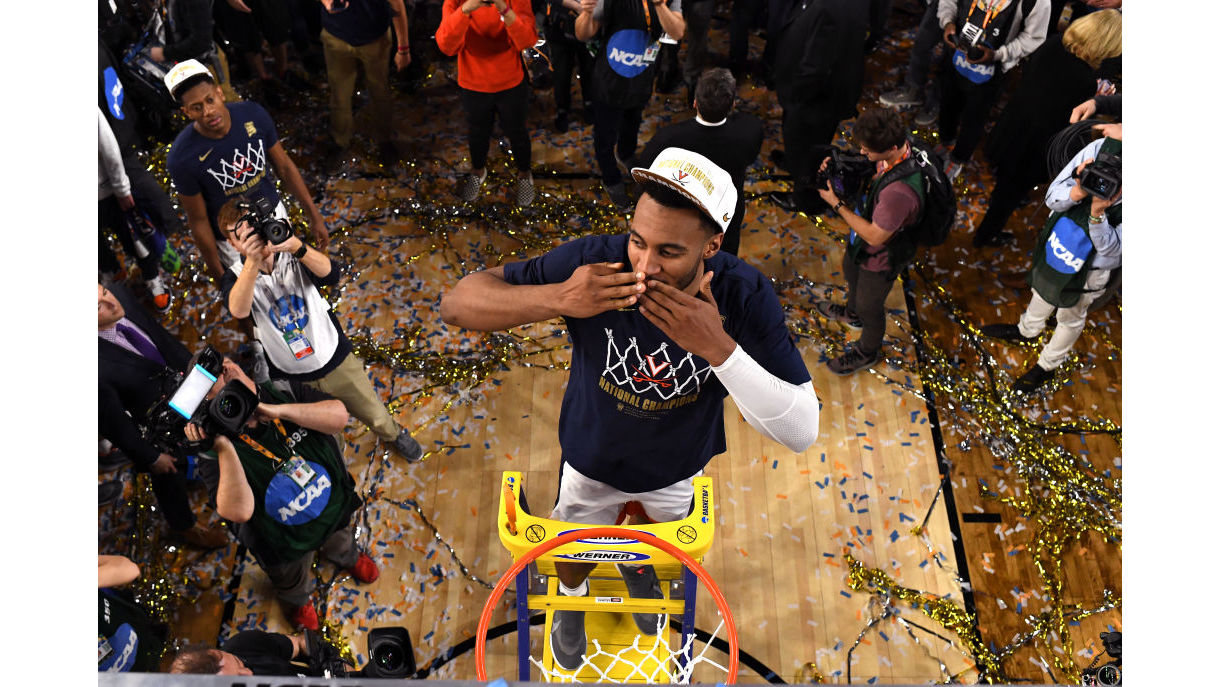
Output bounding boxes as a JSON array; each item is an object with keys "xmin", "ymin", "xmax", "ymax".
[{"xmin": 475, "ymin": 526, "xmax": 739, "ymax": 683}]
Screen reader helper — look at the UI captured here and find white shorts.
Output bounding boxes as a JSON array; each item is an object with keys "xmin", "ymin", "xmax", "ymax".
[{"xmin": 550, "ymin": 464, "xmax": 696, "ymax": 525}]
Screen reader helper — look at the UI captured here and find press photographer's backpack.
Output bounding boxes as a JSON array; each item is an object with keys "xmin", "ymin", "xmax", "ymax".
[{"xmin": 881, "ymin": 138, "xmax": 957, "ymax": 247}]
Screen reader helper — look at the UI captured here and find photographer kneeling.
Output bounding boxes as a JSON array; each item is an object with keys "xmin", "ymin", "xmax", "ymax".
[
  {"xmin": 217, "ymin": 198, "xmax": 423, "ymax": 462},
  {"xmin": 188, "ymin": 357, "xmax": 380, "ymax": 630}
]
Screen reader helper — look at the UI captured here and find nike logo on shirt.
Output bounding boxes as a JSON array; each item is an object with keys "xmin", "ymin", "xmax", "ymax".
[{"xmin": 198, "ymin": 149, "xmax": 213, "ymax": 162}]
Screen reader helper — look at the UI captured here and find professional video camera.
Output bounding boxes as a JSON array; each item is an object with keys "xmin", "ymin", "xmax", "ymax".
[
  {"xmin": 815, "ymin": 147, "xmax": 876, "ymax": 207},
  {"xmin": 303, "ymin": 626, "xmax": 416, "ymax": 678},
  {"xmin": 1080, "ymin": 631, "xmax": 1121, "ymax": 685},
  {"xmin": 1078, "ymin": 151, "xmax": 1121, "ymax": 200},
  {"xmin": 955, "ymin": 18, "xmax": 988, "ymax": 61},
  {"xmin": 143, "ymin": 346, "xmax": 260, "ymax": 455},
  {"xmin": 238, "ymin": 197, "xmax": 294, "ymax": 245}
]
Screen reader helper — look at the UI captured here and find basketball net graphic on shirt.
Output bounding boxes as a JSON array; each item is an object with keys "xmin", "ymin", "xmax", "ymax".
[
  {"xmin": 207, "ymin": 140, "xmax": 267, "ymax": 190},
  {"xmin": 602, "ymin": 329, "xmax": 712, "ymax": 400}
]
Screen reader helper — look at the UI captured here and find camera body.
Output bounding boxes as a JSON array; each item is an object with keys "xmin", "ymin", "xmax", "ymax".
[
  {"xmin": 1080, "ymin": 631, "xmax": 1121, "ymax": 686},
  {"xmin": 955, "ymin": 21, "xmax": 987, "ymax": 61},
  {"xmin": 1078, "ymin": 151, "xmax": 1121, "ymax": 200},
  {"xmin": 143, "ymin": 346, "xmax": 261, "ymax": 455},
  {"xmin": 816, "ymin": 148, "xmax": 875, "ymax": 205},
  {"xmin": 239, "ymin": 197, "xmax": 294, "ymax": 245}
]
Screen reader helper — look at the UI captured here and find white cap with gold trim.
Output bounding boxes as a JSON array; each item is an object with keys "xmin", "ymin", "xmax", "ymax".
[
  {"xmin": 630, "ymin": 148, "xmax": 737, "ymax": 233},
  {"xmin": 163, "ymin": 59, "xmax": 213, "ymax": 100}
]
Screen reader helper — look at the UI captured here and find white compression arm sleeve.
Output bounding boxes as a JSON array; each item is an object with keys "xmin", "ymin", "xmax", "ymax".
[{"xmin": 711, "ymin": 345, "xmax": 819, "ymax": 452}]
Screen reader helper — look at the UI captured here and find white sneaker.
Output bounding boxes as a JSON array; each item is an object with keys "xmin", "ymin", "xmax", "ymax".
[{"xmin": 145, "ymin": 274, "xmax": 171, "ymax": 313}]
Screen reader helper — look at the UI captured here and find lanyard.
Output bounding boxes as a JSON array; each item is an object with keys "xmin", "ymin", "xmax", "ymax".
[
  {"xmin": 969, "ymin": 0, "xmax": 1003, "ymax": 32},
  {"xmin": 875, "ymin": 145, "xmax": 911, "ymax": 178},
  {"xmin": 640, "ymin": 0, "xmax": 653, "ymax": 32},
  {"xmin": 238, "ymin": 418, "xmax": 297, "ymax": 466}
]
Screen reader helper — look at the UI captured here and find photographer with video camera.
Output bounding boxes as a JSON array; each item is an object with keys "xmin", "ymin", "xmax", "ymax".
[
  {"xmin": 813, "ymin": 107, "xmax": 933, "ymax": 376},
  {"xmin": 184, "ymin": 356, "xmax": 380, "ymax": 630},
  {"xmin": 216, "ymin": 198, "xmax": 424, "ymax": 462},
  {"xmin": 97, "ymin": 283, "xmax": 230, "ymax": 549},
  {"xmin": 980, "ymin": 123, "xmax": 1121, "ymax": 393}
]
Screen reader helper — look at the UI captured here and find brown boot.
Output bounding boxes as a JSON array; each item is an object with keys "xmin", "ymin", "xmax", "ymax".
[{"xmin": 174, "ymin": 522, "xmax": 230, "ymax": 550}]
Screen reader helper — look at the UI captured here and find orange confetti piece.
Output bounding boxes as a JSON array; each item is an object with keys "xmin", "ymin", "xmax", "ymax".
[
  {"xmin": 470, "ymin": 507, "xmax": 478, "ymax": 517},
  {"xmin": 737, "ymin": 547, "xmax": 749, "ymax": 557},
  {"xmin": 799, "ymin": 469, "xmax": 811, "ymax": 475},
  {"xmin": 776, "ymin": 494, "xmax": 788, "ymax": 499}
]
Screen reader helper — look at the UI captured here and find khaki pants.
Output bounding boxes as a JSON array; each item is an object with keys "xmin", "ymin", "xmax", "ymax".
[
  {"xmin": 259, "ymin": 525, "xmax": 357, "ymax": 606},
  {"xmin": 320, "ymin": 27, "xmax": 392, "ymax": 148},
  {"xmin": 1018, "ymin": 268, "xmax": 1113, "ymax": 371},
  {"xmin": 306, "ymin": 352, "xmax": 400, "ymax": 442}
]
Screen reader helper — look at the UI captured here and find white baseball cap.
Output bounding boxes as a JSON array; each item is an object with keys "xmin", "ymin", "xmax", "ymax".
[
  {"xmin": 163, "ymin": 59, "xmax": 214, "ymax": 100},
  {"xmin": 631, "ymin": 148, "xmax": 737, "ymax": 233}
]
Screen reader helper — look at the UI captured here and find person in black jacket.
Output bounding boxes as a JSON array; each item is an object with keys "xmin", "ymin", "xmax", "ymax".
[
  {"xmin": 97, "ymin": 283, "xmax": 229, "ymax": 549},
  {"xmin": 768, "ymin": 0, "xmax": 868, "ymax": 214},
  {"xmin": 633, "ymin": 68, "xmax": 763, "ymax": 256}
]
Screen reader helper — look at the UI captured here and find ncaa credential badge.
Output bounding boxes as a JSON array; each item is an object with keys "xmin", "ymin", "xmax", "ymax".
[
  {"xmin": 605, "ymin": 29, "xmax": 652, "ymax": 78},
  {"xmin": 266, "ymin": 460, "xmax": 332, "ymax": 524}
]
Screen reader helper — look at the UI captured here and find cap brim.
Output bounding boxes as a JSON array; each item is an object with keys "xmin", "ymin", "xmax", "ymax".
[{"xmin": 630, "ymin": 167, "xmax": 727, "ymax": 233}]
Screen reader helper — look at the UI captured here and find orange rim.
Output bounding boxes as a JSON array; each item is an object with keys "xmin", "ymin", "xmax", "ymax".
[{"xmin": 474, "ymin": 525, "xmax": 738, "ymax": 682}]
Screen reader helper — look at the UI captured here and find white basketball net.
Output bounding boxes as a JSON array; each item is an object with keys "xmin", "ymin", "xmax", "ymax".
[{"xmin": 532, "ymin": 613, "xmax": 731, "ymax": 684}]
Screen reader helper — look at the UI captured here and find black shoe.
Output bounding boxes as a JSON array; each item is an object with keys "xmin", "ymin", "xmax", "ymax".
[
  {"xmin": 99, "ymin": 448, "xmax": 131, "ymax": 471},
  {"xmin": 618, "ymin": 564, "xmax": 665, "ymax": 635},
  {"xmin": 550, "ymin": 594, "xmax": 587, "ymax": 671},
  {"xmin": 376, "ymin": 142, "xmax": 400, "ymax": 169},
  {"xmin": 769, "ymin": 149, "xmax": 789, "ymax": 171},
  {"xmin": 322, "ymin": 143, "xmax": 348, "ymax": 173},
  {"xmin": 973, "ymin": 230, "xmax": 1015, "ymax": 248},
  {"xmin": 826, "ymin": 343, "xmax": 881, "ymax": 376},
  {"xmin": 815, "ymin": 300, "xmax": 863, "ymax": 330},
  {"xmin": 99, "ymin": 480, "xmax": 124, "ymax": 506},
  {"xmin": 979, "ymin": 323, "xmax": 1038, "ymax": 343},
  {"xmin": 1013, "ymin": 364, "xmax": 1055, "ymax": 393},
  {"xmin": 280, "ymin": 69, "xmax": 317, "ymax": 93},
  {"xmin": 606, "ymin": 182, "xmax": 632, "ymax": 210}
]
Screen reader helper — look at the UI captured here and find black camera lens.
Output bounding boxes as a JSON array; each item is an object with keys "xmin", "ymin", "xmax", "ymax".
[
  {"xmin": 374, "ymin": 645, "xmax": 403, "ymax": 670},
  {"xmin": 1096, "ymin": 665, "xmax": 1120, "ymax": 685}
]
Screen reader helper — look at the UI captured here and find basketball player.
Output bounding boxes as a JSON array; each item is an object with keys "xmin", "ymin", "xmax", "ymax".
[{"xmin": 441, "ymin": 148, "xmax": 820, "ymax": 669}]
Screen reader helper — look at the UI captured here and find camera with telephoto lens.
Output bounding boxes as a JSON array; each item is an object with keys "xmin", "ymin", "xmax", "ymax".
[
  {"xmin": 1078, "ymin": 151, "xmax": 1121, "ymax": 200},
  {"xmin": 955, "ymin": 20, "xmax": 987, "ymax": 61},
  {"xmin": 143, "ymin": 346, "xmax": 261, "ymax": 455},
  {"xmin": 1080, "ymin": 631, "xmax": 1121, "ymax": 685},
  {"xmin": 815, "ymin": 147, "xmax": 876, "ymax": 205},
  {"xmin": 238, "ymin": 197, "xmax": 294, "ymax": 245}
]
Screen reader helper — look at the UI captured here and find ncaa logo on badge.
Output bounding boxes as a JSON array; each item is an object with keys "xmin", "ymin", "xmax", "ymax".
[
  {"xmin": 606, "ymin": 29, "xmax": 652, "ymax": 78},
  {"xmin": 952, "ymin": 49, "xmax": 995, "ymax": 84},
  {"xmin": 266, "ymin": 461, "xmax": 332, "ymax": 525}
]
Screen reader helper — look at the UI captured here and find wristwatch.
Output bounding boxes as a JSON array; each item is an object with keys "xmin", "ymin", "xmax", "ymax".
[
  {"xmin": 294, "ymin": 243, "xmax": 309, "ymax": 259},
  {"xmin": 832, "ymin": 200, "xmax": 846, "ymax": 214}
]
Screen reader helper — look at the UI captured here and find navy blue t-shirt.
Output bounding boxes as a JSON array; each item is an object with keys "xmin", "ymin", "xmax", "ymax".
[
  {"xmin": 166, "ymin": 101, "xmax": 281, "ymax": 237},
  {"xmin": 502, "ymin": 234, "xmax": 811, "ymax": 493},
  {"xmin": 321, "ymin": 0, "xmax": 392, "ymax": 46}
]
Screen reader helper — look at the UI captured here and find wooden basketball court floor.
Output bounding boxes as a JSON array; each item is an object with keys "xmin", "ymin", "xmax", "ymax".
[{"xmin": 102, "ymin": 18, "xmax": 1122, "ymax": 684}]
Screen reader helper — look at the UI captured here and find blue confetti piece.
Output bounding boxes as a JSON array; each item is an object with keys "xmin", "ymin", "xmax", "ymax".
[
  {"xmin": 889, "ymin": 530, "xmax": 899, "ymax": 542},
  {"xmin": 839, "ymin": 591, "xmax": 852, "ymax": 598},
  {"xmin": 772, "ymin": 460, "xmax": 778, "ymax": 469}
]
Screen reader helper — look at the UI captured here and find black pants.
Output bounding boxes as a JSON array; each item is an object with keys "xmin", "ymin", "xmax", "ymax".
[
  {"xmin": 124, "ymin": 156, "xmax": 184, "ymax": 235},
  {"xmin": 99, "ymin": 196, "xmax": 160, "ymax": 281},
  {"xmin": 150, "ymin": 470, "xmax": 197, "ymax": 532},
  {"xmin": 843, "ymin": 250, "xmax": 898, "ymax": 356},
  {"xmin": 781, "ymin": 100, "xmax": 840, "ymax": 209},
  {"xmin": 938, "ymin": 67, "xmax": 1007, "ymax": 165},
  {"xmin": 975, "ymin": 171, "xmax": 1039, "ymax": 241},
  {"xmin": 729, "ymin": 0, "xmax": 764, "ymax": 68},
  {"xmin": 591, "ymin": 101, "xmax": 645, "ymax": 187},
  {"xmin": 548, "ymin": 36, "xmax": 594, "ymax": 115},
  {"xmin": 459, "ymin": 77, "xmax": 532, "ymax": 172}
]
